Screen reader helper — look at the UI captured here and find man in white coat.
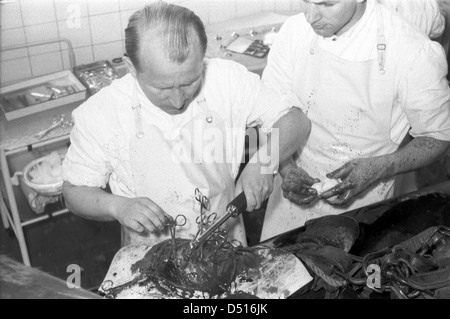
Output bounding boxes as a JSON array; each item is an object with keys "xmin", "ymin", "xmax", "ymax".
[
  {"xmin": 260, "ymin": 0, "xmax": 450, "ymax": 241},
  {"xmin": 61, "ymin": 2, "xmax": 310, "ymax": 247}
]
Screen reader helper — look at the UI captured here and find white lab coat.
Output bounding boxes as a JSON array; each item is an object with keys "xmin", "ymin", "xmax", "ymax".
[{"xmin": 260, "ymin": 0, "xmax": 450, "ymax": 241}]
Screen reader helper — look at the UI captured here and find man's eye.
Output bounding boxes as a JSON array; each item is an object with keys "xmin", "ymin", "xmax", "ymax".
[{"xmin": 184, "ymin": 78, "xmax": 201, "ymax": 88}]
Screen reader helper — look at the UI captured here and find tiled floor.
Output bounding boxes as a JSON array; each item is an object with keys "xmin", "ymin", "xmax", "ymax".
[{"xmin": 1, "ymin": 156, "xmax": 449, "ymax": 292}]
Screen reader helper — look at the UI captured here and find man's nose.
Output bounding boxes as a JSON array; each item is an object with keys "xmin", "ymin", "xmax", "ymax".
[
  {"xmin": 171, "ymin": 87, "xmax": 185, "ymax": 109},
  {"xmin": 304, "ymin": 4, "xmax": 321, "ymax": 24}
]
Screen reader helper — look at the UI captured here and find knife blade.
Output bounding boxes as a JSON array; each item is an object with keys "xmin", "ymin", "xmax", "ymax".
[{"xmin": 189, "ymin": 191, "xmax": 247, "ymax": 252}]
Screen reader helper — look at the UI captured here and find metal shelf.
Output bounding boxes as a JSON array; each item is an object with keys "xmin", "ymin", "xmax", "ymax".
[
  {"xmin": 4, "ymin": 184, "xmax": 69, "ymax": 227},
  {"xmin": 0, "ymin": 117, "xmax": 75, "ymax": 266},
  {"xmin": 21, "ymin": 208, "xmax": 69, "ymax": 227}
]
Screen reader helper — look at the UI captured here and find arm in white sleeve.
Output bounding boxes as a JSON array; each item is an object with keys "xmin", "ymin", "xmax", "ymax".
[
  {"xmin": 262, "ymin": 17, "xmax": 300, "ymax": 103},
  {"xmin": 383, "ymin": 39, "xmax": 450, "ymax": 178},
  {"xmin": 62, "ymin": 105, "xmax": 119, "ymax": 221}
]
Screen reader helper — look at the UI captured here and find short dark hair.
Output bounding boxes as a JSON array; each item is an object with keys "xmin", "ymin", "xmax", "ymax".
[{"xmin": 125, "ymin": 2, "xmax": 208, "ymax": 72}]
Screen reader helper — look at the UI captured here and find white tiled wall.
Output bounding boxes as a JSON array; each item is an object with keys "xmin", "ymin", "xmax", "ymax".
[{"xmin": 0, "ymin": 0, "xmax": 297, "ymax": 86}]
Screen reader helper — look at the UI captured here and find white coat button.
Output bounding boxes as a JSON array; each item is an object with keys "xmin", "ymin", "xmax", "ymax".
[
  {"xmin": 310, "ymin": 49, "xmax": 315, "ymax": 55},
  {"xmin": 206, "ymin": 116, "xmax": 213, "ymax": 123}
]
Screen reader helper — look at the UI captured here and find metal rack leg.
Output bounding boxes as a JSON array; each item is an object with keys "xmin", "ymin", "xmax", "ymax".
[
  {"xmin": 0, "ymin": 196, "xmax": 10, "ymax": 229},
  {"xmin": 0, "ymin": 148, "xmax": 31, "ymax": 266},
  {"xmin": 0, "ymin": 164, "xmax": 10, "ymax": 229}
]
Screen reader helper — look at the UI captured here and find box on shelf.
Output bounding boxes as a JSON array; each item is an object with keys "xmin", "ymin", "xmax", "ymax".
[{"xmin": 0, "ymin": 70, "xmax": 87, "ymax": 121}]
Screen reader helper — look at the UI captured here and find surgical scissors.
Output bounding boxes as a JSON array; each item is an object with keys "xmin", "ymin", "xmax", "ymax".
[
  {"xmin": 195, "ymin": 212, "xmax": 217, "ymax": 228},
  {"xmin": 194, "ymin": 188, "xmax": 211, "ymax": 233},
  {"xmin": 195, "ymin": 188, "xmax": 210, "ymax": 211},
  {"xmin": 164, "ymin": 214, "xmax": 187, "ymax": 262},
  {"xmin": 164, "ymin": 214, "xmax": 187, "ymax": 229}
]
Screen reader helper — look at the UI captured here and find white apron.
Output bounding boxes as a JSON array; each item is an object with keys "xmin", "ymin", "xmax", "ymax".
[
  {"xmin": 262, "ymin": 7, "xmax": 404, "ymax": 241},
  {"xmin": 125, "ymin": 81, "xmax": 247, "ymax": 246}
]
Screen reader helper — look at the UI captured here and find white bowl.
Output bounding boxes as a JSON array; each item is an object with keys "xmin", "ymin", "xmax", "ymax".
[{"xmin": 22, "ymin": 155, "xmax": 64, "ymax": 196}]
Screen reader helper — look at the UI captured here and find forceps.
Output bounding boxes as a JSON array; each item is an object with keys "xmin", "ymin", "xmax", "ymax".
[
  {"xmin": 194, "ymin": 188, "xmax": 210, "ymax": 233},
  {"xmin": 164, "ymin": 214, "xmax": 187, "ymax": 229}
]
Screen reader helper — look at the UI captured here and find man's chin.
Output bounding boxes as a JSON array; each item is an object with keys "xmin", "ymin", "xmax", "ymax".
[
  {"xmin": 164, "ymin": 104, "xmax": 189, "ymax": 115},
  {"xmin": 312, "ymin": 27, "xmax": 334, "ymax": 38}
]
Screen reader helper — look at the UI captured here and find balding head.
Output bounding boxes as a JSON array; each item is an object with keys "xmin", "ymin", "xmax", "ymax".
[{"xmin": 125, "ymin": 2, "xmax": 207, "ymax": 73}]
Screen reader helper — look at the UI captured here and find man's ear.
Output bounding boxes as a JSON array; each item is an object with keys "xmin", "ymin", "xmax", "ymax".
[{"xmin": 122, "ymin": 55, "xmax": 137, "ymax": 77}]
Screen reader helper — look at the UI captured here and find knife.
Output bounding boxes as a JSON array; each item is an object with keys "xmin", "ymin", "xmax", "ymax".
[{"xmin": 189, "ymin": 191, "xmax": 247, "ymax": 252}]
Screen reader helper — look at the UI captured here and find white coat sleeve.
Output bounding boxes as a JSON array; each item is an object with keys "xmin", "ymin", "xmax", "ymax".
[
  {"xmin": 62, "ymin": 104, "xmax": 113, "ymax": 188},
  {"xmin": 399, "ymin": 41, "xmax": 450, "ymax": 141},
  {"xmin": 426, "ymin": 0, "xmax": 446, "ymax": 39},
  {"xmin": 379, "ymin": 0, "xmax": 446, "ymax": 39},
  {"xmin": 262, "ymin": 16, "xmax": 302, "ymax": 108}
]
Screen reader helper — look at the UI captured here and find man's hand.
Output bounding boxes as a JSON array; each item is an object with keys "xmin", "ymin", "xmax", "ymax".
[
  {"xmin": 320, "ymin": 157, "xmax": 387, "ymax": 206},
  {"xmin": 111, "ymin": 197, "xmax": 170, "ymax": 234},
  {"xmin": 236, "ymin": 162, "xmax": 274, "ymax": 212},
  {"xmin": 280, "ymin": 166, "xmax": 320, "ymax": 205}
]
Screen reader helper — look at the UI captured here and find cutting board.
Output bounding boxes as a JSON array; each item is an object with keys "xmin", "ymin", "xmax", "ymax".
[{"xmin": 99, "ymin": 244, "xmax": 312, "ymax": 299}]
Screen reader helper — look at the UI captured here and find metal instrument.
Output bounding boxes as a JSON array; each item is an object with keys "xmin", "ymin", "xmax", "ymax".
[
  {"xmin": 189, "ymin": 191, "xmax": 247, "ymax": 252},
  {"xmin": 34, "ymin": 115, "xmax": 74, "ymax": 140},
  {"xmin": 194, "ymin": 188, "xmax": 210, "ymax": 234},
  {"xmin": 164, "ymin": 214, "xmax": 187, "ymax": 229},
  {"xmin": 164, "ymin": 214, "xmax": 187, "ymax": 261}
]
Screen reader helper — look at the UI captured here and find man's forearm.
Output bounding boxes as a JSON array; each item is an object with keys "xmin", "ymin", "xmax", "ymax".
[
  {"xmin": 255, "ymin": 107, "xmax": 311, "ymax": 173},
  {"xmin": 382, "ymin": 136, "xmax": 450, "ymax": 178},
  {"xmin": 273, "ymin": 107, "xmax": 310, "ymax": 164},
  {"xmin": 279, "ymin": 156, "xmax": 297, "ymax": 177},
  {"xmin": 62, "ymin": 181, "xmax": 127, "ymax": 222}
]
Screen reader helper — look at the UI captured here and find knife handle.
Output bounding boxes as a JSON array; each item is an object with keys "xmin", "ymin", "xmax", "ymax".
[{"xmin": 226, "ymin": 191, "xmax": 247, "ymax": 217}]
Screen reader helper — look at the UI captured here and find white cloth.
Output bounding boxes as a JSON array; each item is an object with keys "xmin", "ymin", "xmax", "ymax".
[
  {"xmin": 377, "ymin": 0, "xmax": 445, "ymax": 39},
  {"xmin": 62, "ymin": 58, "xmax": 292, "ymax": 200},
  {"xmin": 260, "ymin": 0, "xmax": 450, "ymax": 241}
]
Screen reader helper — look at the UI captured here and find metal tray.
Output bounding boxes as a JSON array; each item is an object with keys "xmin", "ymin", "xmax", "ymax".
[
  {"xmin": 73, "ymin": 60, "xmax": 118, "ymax": 95},
  {"xmin": 0, "ymin": 70, "xmax": 86, "ymax": 121}
]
